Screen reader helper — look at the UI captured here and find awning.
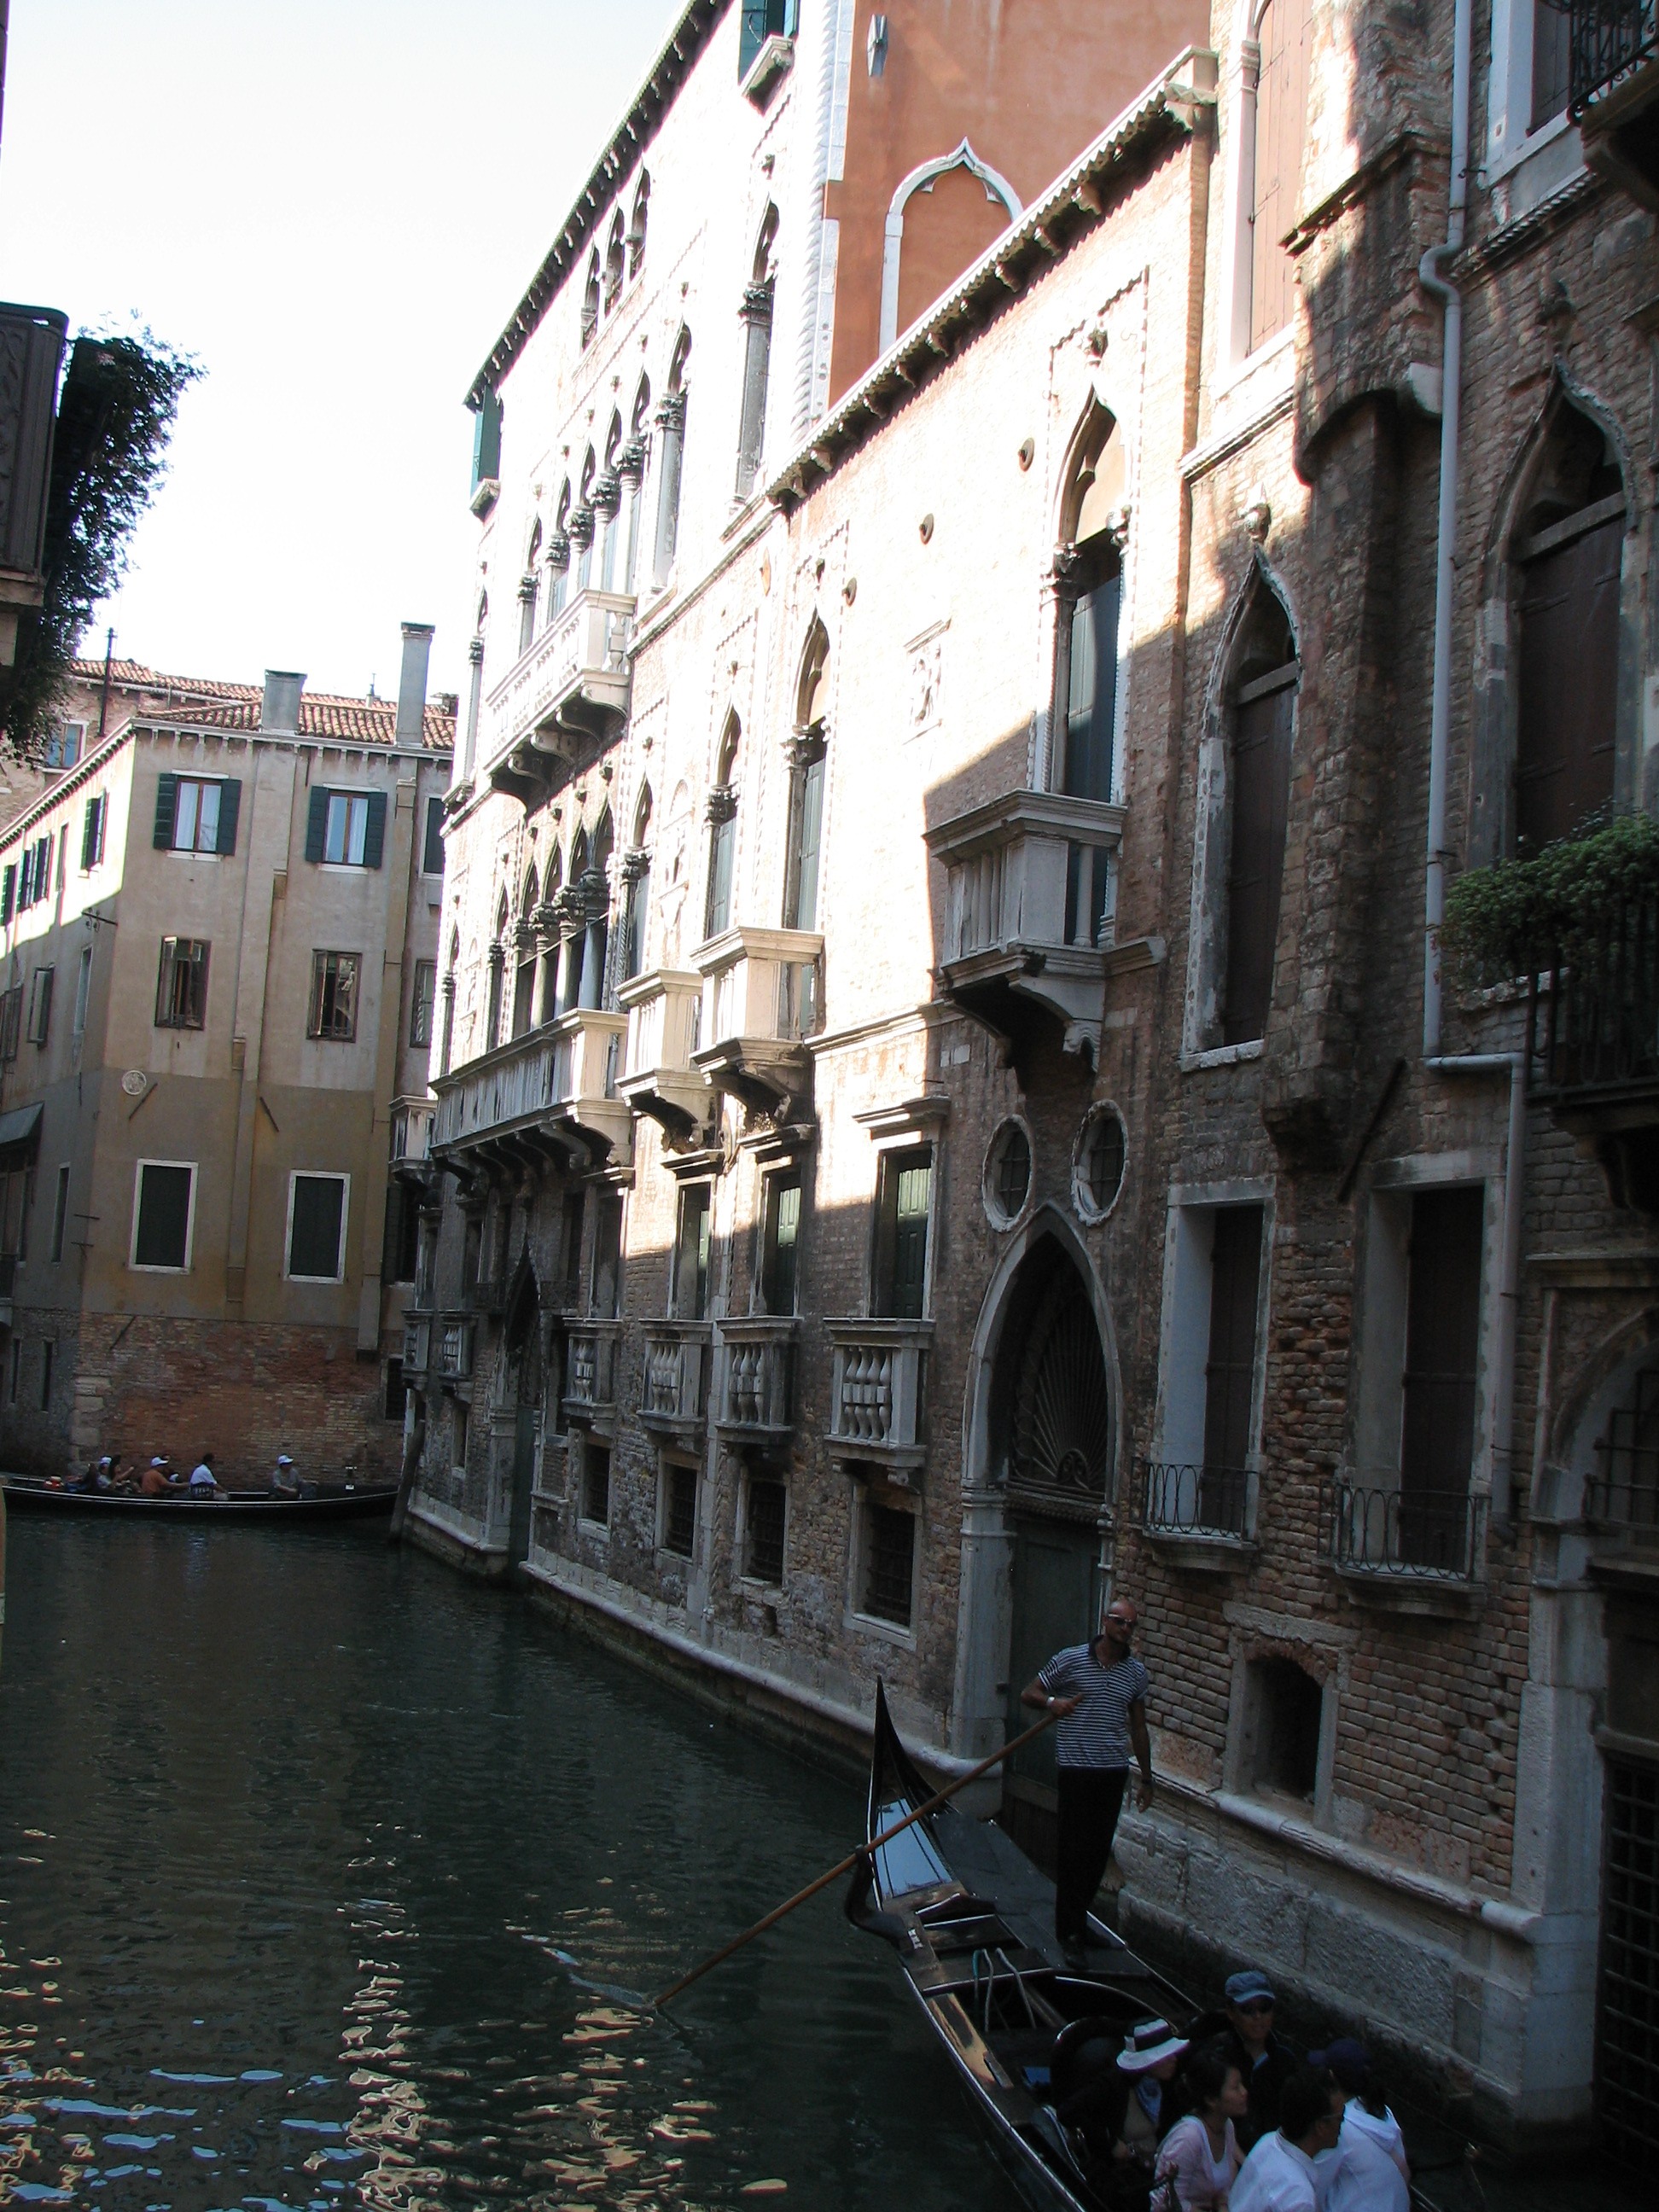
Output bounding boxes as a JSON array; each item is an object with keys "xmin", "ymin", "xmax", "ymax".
[{"xmin": 0, "ymin": 1102, "xmax": 43, "ymax": 1160}]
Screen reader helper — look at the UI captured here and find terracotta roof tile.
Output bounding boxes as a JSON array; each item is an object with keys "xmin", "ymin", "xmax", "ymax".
[{"xmin": 67, "ymin": 657, "xmax": 456, "ymax": 749}]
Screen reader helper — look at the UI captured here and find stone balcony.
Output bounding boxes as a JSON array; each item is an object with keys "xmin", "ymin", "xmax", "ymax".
[
  {"xmin": 639, "ymin": 1320, "xmax": 712, "ymax": 1442},
  {"xmin": 480, "ymin": 588, "xmax": 635, "ymax": 806},
  {"xmin": 564, "ymin": 1319, "xmax": 624, "ymax": 1423},
  {"xmin": 432, "ymin": 1314, "xmax": 475, "ymax": 1383},
  {"xmin": 1566, "ymin": 0, "xmax": 1659, "ymax": 207},
  {"xmin": 432, "ymin": 1010, "xmax": 629, "ymax": 1170},
  {"xmin": 827, "ymin": 1318, "xmax": 931, "ymax": 1479},
  {"xmin": 924, "ymin": 789, "xmax": 1124, "ymax": 1074},
  {"xmin": 616, "ymin": 967, "xmax": 710, "ymax": 1144},
  {"xmin": 691, "ymin": 925, "xmax": 824, "ymax": 1125},
  {"xmin": 714, "ymin": 1316, "xmax": 798, "ymax": 1445}
]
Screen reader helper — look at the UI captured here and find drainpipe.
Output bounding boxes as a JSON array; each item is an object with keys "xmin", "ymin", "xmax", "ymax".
[
  {"xmin": 1425, "ymin": 1053, "xmax": 1525, "ymax": 1522},
  {"xmin": 1419, "ymin": 0, "xmax": 1472, "ymax": 1059}
]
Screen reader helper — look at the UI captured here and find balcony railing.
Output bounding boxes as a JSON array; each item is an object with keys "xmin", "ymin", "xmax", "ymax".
[
  {"xmin": 691, "ymin": 925, "xmax": 824, "ymax": 1121},
  {"xmin": 715, "ymin": 1317, "xmax": 797, "ymax": 1440},
  {"xmin": 391, "ymin": 1099, "xmax": 435, "ymax": 1162},
  {"xmin": 433, "ymin": 1011, "xmax": 628, "ymax": 1162},
  {"xmin": 1325, "ymin": 1480, "xmax": 1486, "ymax": 1580},
  {"xmin": 402, "ymin": 1311, "xmax": 431, "ymax": 1377},
  {"xmin": 617, "ymin": 967, "xmax": 709, "ymax": 1140},
  {"xmin": 827, "ymin": 1319, "xmax": 930, "ymax": 1473},
  {"xmin": 640, "ymin": 1322, "xmax": 711, "ymax": 1433},
  {"xmin": 434, "ymin": 1316, "xmax": 475, "ymax": 1382},
  {"xmin": 480, "ymin": 587, "xmax": 636, "ymax": 794},
  {"xmin": 1565, "ymin": 0, "xmax": 1656, "ymax": 112},
  {"xmin": 1529, "ymin": 896, "xmax": 1659, "ymax": 1210},
  {"xmin": 1142, "ymin": 1460, "xmax": 1250, "ymax": 1540},
  {"xmin": 1590, "ymin": 1371, "xmax": 1659, "ymax": 1532},
  {"xmin": 564, "ymin": 1321, "xmax": 623, "ymax": 1421},
  {"xmin": 924, "ymin": 789, "xmax": 1124, "ymax": 1069}
]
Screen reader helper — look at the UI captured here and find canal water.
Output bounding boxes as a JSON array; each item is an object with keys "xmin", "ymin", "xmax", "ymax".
[{"xmin": 0, "ymin": 1519, "xmax": 1010, "ymax": 2212}]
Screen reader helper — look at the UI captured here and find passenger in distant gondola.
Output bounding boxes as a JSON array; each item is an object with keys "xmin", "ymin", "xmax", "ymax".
[
  {"xmin": 1154, "ymin": 2040, "xmax": 1248, "ymax": 2208},
  {"xmin": 1185, "ymin": 1970, "xmax": 1298, "ymax": 2153},
  {"xmin": 1021, "ymin": 1596, "xmax": 1154, "ymax": 1968},
  {"xmin": 140, "ymin": 1457, "xmax": 182, "ymax": 1495},
  {"xmin": 188, "ymin": 1454, "xmax": 220, "ymax": 1496},
  {"xmin": 270, "ymin": 1454, "xmax": 300, "ymax": 1498}
]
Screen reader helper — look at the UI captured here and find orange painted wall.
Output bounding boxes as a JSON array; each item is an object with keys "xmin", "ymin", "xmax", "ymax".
[{"xmin": 825, "ymin": 0, "xmax": 1209, "ymax": 399}]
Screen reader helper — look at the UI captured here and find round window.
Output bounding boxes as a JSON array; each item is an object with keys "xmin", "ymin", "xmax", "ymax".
[
  {"xmin": 983, "ymin": 1120, "xmax": 1033, "ymax": 1228},
  {"xmin": 1074, "ymin": 1106, "xmax": 1126, "ymax": 1220}
]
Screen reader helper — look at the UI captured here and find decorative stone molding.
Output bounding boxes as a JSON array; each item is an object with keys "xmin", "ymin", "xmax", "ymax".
[{"xmin": 705, "ymin": 783, "xmax": 738, "ymax": 827}]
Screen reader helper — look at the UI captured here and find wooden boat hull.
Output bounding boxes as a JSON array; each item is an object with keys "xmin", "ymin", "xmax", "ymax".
[
  {"xmin": 1, "ymin": 1478, "xmax": 397, "ymax": 1523},
  {"xmin": 847, "ymin": 1682, "xmax": 1194, "ymax": 2212}
]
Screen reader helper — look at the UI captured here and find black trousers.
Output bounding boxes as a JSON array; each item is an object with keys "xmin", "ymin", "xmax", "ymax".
[{"xmin": 1055, "ymin": 1765, "xmax": 1128, "ymax": 1943}]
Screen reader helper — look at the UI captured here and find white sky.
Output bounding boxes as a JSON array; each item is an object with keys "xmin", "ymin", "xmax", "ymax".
[{"xmin": 0, "ymin": 0, "xmax": 673, "ymax": 706}]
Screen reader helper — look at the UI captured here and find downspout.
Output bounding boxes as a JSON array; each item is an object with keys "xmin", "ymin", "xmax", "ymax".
[
  {"xmin": 1419, "ymin": 0, "xmax": 1472, "ymax": 1061},
  {"xmin": 1418, "ymin": 3, "xmax": 1522, "ymax": 1523}
]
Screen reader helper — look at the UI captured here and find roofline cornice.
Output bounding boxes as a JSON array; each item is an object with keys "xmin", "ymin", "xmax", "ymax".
[
  {"xmin": 763, "ymin": 49, "xmax": 1218, "ymax": 513},
  {"xmin": 465, "ymin": 0, "xmax": 727, "ymax": 410}
]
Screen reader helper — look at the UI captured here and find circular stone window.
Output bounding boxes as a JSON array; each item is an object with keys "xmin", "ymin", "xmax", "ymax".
[
  {"xmin": 983, "ymin": 1119, "xmax": 1033, "ymax": 1229},
  {"xmin": 1074, "ymin": 1105, "xmax": 1126, "ymax": 1222}
]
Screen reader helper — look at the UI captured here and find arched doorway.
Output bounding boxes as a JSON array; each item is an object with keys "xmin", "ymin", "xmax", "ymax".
[
  {"xmin": 967, "ymin": 1224, "xmax": 1115, "ymax": 1864},
  {"xmin": 502, "ymin": 1255, "xmax": 542, "ymax": 1569}
]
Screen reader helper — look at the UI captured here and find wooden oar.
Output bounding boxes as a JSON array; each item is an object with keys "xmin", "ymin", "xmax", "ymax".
[{"xmin": 654, "ymin": 1705, "xmax": 1058, "ymax": 2008}]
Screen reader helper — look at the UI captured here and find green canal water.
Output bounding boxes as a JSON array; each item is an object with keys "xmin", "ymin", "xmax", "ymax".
[{"xmin": 0, "ymin": 1519, "xmax": 1009, "ymax": 2212}]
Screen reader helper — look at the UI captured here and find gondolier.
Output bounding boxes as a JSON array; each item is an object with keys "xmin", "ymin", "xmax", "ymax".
[{"xmin": 1022, "ymin": 1596, "xmax": 1154, "ymax": 1968}]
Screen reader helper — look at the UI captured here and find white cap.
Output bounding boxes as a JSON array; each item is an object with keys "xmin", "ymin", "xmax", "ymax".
[
  {"xmin": 149, "ymin": 1457, "xmax": 167, "ymax": 1469},
  {"xmin": 276, "ymin": 1454, "xmax": 294, "ymax": 1465}
]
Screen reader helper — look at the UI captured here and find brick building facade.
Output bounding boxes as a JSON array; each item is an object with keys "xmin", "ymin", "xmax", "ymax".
[
  {"xmin": 405, "ymin": 0, "xmax": 1659, "ymax": 2161},
  {"xmin": 0, "ymin": 646, "xmax": 453, "ymax": 1484}
]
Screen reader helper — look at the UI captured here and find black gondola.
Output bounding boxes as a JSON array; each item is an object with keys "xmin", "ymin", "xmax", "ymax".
[
  {"xmin": 847, "ymin": 1681, "xmax": 1195, "ymax": 2212},
  {"xmin": 1, "ymin": 1476, "xmax": 397, "ymax": 1522}
]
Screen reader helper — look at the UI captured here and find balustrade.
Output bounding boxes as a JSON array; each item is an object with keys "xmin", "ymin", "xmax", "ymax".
[
  {"xmin": 716, "ymin": 1318, "xmax": 797, "ymax": 1439},
  {"xmin": 827, "ymin": 1319, "xmax": 930, "ymax": 1474}
]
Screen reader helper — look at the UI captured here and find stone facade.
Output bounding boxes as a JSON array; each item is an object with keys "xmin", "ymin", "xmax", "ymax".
[
  {"xmin": 409, "ymin": 0, "xmax": 1659, "ymax": 2160},
  {"xmin": 0, "ymin": 652, "xmax": 452, "ymax": 1483}
]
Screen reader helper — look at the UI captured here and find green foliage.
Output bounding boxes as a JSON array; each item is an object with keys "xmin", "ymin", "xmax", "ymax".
[
  {"xmin": 1440, "ymin": 813, "xmax": 1659, "ymax": 988},
  {"xmin": 1, "ymin": 327, "xmax": 201, "ymax": 761}
]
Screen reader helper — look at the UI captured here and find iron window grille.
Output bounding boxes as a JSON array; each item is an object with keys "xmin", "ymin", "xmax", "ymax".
[
  {"xmin": 1142, "ymin": 1459, "xmax": 1250, "ymax": 1540},
  {"xmin": 662, "ymin": 1463, "xmax": 697, "ymax": 1557},
  {"xmin": 1324, "ymin": 1478, "xmax": 1486, "ymax": 1580},
  {"xmin": 746, "ymin": 1476, "xmax": 787, "ymax": 1585},
  {"xmin": 410, "ymin": 958, "xmax": 436, "ymax": 1049},
  {"xmin": 1560, "ymin": 0, "xmax": 1659, "ymax": 114},
  {"xmin": 863, "ymin": 1501, "xmax": 916, "ymax": 1627},
  {"xmin": 582, "ymin": 1441, "xmax": 612, "ymax": 1526},
  {"xmin": 1592, "ymin": 1365, "xmax": 1659, "ymax": 1530}
]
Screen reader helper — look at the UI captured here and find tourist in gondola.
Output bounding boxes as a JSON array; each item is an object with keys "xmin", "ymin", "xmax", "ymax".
[
  {"xmin": 1228, "ymin": 2067, "xmax": 1346, "ymax": 2212},
  {"xmin": 1153, "ymin": 2040, "xmax": 1248, "ymax": 2208},
  {"xmin": 1020, "ymin": 1594, "xmax": 1154, "ymax": 1968},
  {"xmin": 188, "ymin": 1453, "xmax": 220, "ymax": 1495},
  {"xmin": 270, "ymin": 1454, "xmax": 300, "ymax": 1497},
  {"xmin": 1307, "ymin": 2040, "xmax": 1409, "ymax": 2212},
  {"xmin": 1185, "ymin": 1969, "xmax": 1298, "ymax": 2151},
  {"xmin": 140, "ymin": 1456, "xmax": 183, "ymax": 1495}
]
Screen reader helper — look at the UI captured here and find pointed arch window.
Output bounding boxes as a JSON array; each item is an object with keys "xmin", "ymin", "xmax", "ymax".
[
  {"xmin": 736, "ymin": 209, "xmax": 778, "ymax": 499},
  {"xmin": 574, "ymin": 449, "xmax": 597, "ymax": 593},
  {"xmin": 487, "ymin": 895, "xmax": 509, "ymax": 1051},
  {"xmin": 623, "ymin": 783, "xmax": 653, "ymax": 981},
  {"xmin": 1511, "ymin": 405, "xmax": 1625, "ymax": 856},
  {"xmin": 628, "ymin": 172, "xmax": 650, "ymax": 277},
  {"xmin": 519, "ymin": 521, "xmax": 542, "ymax": 655},
  {"xmin": 1054, "ymin": 410, "xmax": 1126, "ymax": 807},
  {"xmin": 706, "ymin": 718, "xmax": 741, "ymax": 940},
  {"xmin": 785, "ymin": 625, "xmax": 829, "ymax": 932},
  {"xmin": 513, "ymin": 866, "xmax": 539, "ymax": 1036},
  {"xmin": 440, "ymin": 928, "xmax": 458, "ymax": 1077},
  {"xmin": 597, "ymin": 414, "xmax": 624, "ymax": 593},
  {"xmin": 603, "ymin": 211, "xmax": 626, "ymax": 314},
  {"xmin": 654, "ymin": 331, "xmax": 690, "ymax": 588},
  {"xmin": 580, "ymin": 250, "xmax": 601, "ymax": 348},
  {"xmin": 1221, "ymin": 591, "xmax": 1297, "ymax": 1046},
  {"xmin": 549, "ymin": 483, "xmax": 572, "ymax": 620},
  {"xmin": 621, "ymin": 377, "xmax": 651, "ymax": 594}
]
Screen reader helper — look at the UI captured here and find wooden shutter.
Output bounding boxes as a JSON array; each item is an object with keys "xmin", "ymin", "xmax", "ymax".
[
  {"xmin": 706, "ymin": 816, "xmax": 734, "ymax": 938},
  {"xmin": 788, "ymin": 756, "xmax": 824, "ymax": 928},
  {"xmin": 1516, "ymin": 513, "xmax": 1621, "ymax": 853},
  {"xmin": 153, "ymin": 771, "xmax": 178, "ymax": 849},
  {"xmin": 215, "ymin": 778, "xmax": 242, "ymax": 856},
  {"xmin": 1401, "ymin": 1186, "xmax": 1484, "ymax": 1511},
  {"xmin": 1203, "ymin": 1205, "xmax": 1264, "ymax": 1471},
  {"xmin": 1531, "ymin": 2, "xmax": 1571, "ymax": 128},
  {"xmin": 1064, "ymin": 570, "xmax": 1121, "ymax": 801},
  {"xmin": 305, "ymin": 785, "xmax": 330, "ymax": 863},
  {"xmin": 134, "ymin": 1163, "xmax": 192, "ymax": 1269},
  {"xmin": 363, "ymin": 789, "xmax": 386, "ymax": 869},
  {"xmin": 1223, "ymin": 667, "xmax": 1295, "ymax": 1045},
  {"xmin": 888, "ymin": 1153, "xmax": 932, "ymax": 1320},
  {"xmin": 80, "ymin": 798, "xmax": 97, "ymax": 870},
  {"xmin": 288, "ymin": 1175, "xmax": 346, "ymax": 1279},
  {"xmin": 1249, "ymin": 0, "xmax": 1313, "ymax": 352},
  {"xmin": 1, "ymin": 864, "xmax": 14, "ymax": 923},
  {"xmin": 423, "ymin": 796, "xmax": 445, "ymax": 876}
]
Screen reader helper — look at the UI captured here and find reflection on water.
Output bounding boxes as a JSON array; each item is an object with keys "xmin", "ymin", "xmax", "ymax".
[{"xmin": 0, "ymin": 1522, "xmax": 1004, "ymax": 2210}]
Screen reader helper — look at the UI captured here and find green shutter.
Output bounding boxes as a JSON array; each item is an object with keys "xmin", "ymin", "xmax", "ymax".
[
  {"xmin": 791, "ymin": 756, "xmax": 824, "ymax": 929},
  {"xmin": 80, "ymin": 799, "xmax": 96, "ymax": 871},
  {"xmin": 1, "ymin": 864, "xmax": 13, "ymax": 923},
  {"xmin": 422, "ymin": 795, "xmax": 445, "ymax": 875},
  {"xmin": 216, "ymin": 778, "xmax": 242, "ymax": 856},
  {"xmin": 891, "ymin": 1156, "xmax": 931, "ymax": 1320},
  {"xmin": 305, "ymin": 785, "xmax": 329, "ymax": 863},
  {"xmin": 154, "ymin": 772, "xmax": 178, "ymax": 848},
  {"xmin": 364, "ymin": 789, "xmax": 387, "ymax": 869}
]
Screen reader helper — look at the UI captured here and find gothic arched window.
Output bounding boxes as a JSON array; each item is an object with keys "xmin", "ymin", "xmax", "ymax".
[
  {"xmin": 1220, "ymin": 586, "xmax": 1298, "ymax": 1046},
  {"xmin": 785, "ymin": 623, "xmax": 829, "ymax": 933},
  {"xmin": 735, "ymin": 208, "xmax": 778, "ymax": 498},
  {"xmin": 706, "ymin": 715, "xmax": 740, "ymax": 940}
]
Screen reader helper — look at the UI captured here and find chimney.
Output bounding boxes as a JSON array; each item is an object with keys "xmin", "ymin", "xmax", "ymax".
[
  {"xmin": 261, "ymin": 670, "xmax": 306, "ymax": 733},
  {"xmin": 396, "ymin": 622, "xmax": 435, "ymax": 742}
]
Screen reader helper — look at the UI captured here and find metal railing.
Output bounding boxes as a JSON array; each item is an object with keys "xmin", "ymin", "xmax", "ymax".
[
  {"xmin": 1142, "ymin": 1460, "xmax": 1250, "ymax": 1540},
  {"xmin": 1563, "ymin": 0, "xmax": 1658, "ymax": 113},
  {"xmin": 1529, "ymin": 897, "xmax": 1659, "ymax": 1098},
  {"xmin": 1326, "ymin": 1480, "xmax": 1486, "ymax": 1580}
]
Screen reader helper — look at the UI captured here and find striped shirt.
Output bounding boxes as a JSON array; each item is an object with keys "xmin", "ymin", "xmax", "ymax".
[{"xmin": 1037, "ymin": 1644, "xmax": 1150, "ymax": 1770}]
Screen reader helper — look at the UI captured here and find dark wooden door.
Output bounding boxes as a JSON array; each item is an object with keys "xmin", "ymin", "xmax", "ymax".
[{"xmin": 1516, "ymin": 514, "xmax": 1621, "ymax": 853}]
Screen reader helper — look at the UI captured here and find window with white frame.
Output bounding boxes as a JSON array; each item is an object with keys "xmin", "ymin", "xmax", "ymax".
[
  {"xmin": 287, "ymin": 1173, "xmax": 349, "ymax": 1282},
  {"xmin": 873, "ymin": 1146, "xmax": 933, "ymax": 1319},
  {"xmin": 49, "ymin": 1164, "xmax": 69, "ymax": 1263},
  {"xmin": 1487, "ymin": 0, "xmax": 1579, "ymax": 188},
  {"xmin": 155, "ymin": 937, "xmax": 209, "ymax": 1030},
  {"xmin": 80, "ymin": 792, "xmax": 107, "ymax": 870},
  {"xmin": 44, "ymin": 722, "xmax": 84, "ymax": 770},
  {"xmin": 1151, "ymin": 1190, "xmax": 1270, "ymax": 1538},
  {"xmin": 26, "ymin": 966, "xmax": 53, "ymax": 1048},
  {"xmin": 73, "ymin": 946, "xmax": 91, "ymax": 1038},
  {"xmin": 308, "ymin": 951, "xmax": 360, "ymax": 1040},
  {"xmin": 131, "ymin": 1160, "xmax": 195, "ymax": 1272},
  {"xmin": 673, "ymin": 1182, "xmax": 713, "ymax": 1319},
  {"xmin": 157, "ymin": 774, "xmax": 239, "ymax": 856}
]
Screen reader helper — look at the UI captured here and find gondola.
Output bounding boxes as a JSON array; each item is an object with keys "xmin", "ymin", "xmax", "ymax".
[
  {"xmin": 847, "ymin": 1681, "xmax": 1195, "ymax": 2212},
  {"xmin": 1, "ymin": 1476, "xmax": 397, "ymax": 1522}
]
